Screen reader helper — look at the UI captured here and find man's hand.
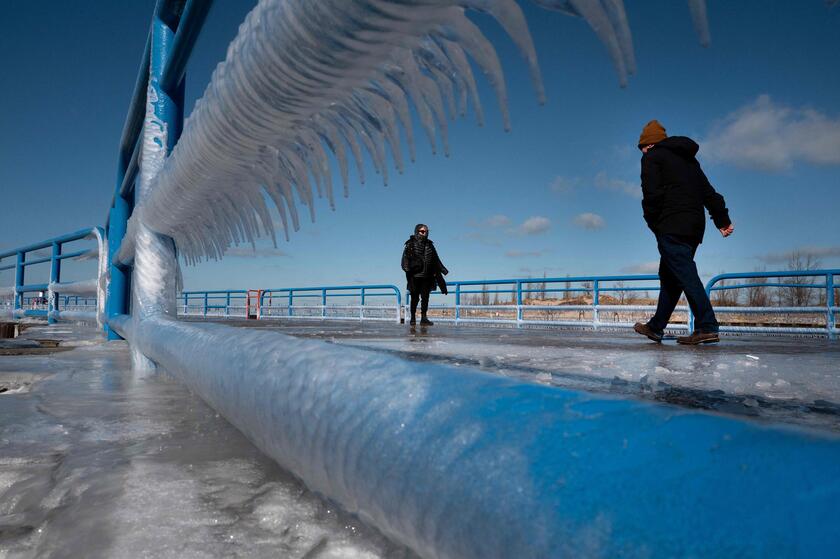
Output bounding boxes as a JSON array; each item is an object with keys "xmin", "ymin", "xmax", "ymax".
[{"xmin": 719, "ymin": 224, "xmax": 734, "ymax": 237}]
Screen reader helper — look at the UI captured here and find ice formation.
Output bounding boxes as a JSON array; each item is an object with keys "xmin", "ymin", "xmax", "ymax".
[
  {"xmin": 109, "ymin": 314, "xmax": 840, "ymax": 558},
  {"xmin": 117, "ymin": 0, "xmax": 711, "ymax": 265}
]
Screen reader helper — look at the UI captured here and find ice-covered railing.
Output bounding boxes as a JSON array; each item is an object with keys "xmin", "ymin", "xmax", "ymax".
[
  {"xmin": 115, "ymin": 0, "xmax": 713, "ymax": 265},
  {"xmin": 109, "ymin": 313, "xmax": 840, "ymax": 557},
  {"xmin": 0, "ymin": 228, "xmax": 106, "ymax": 326}
]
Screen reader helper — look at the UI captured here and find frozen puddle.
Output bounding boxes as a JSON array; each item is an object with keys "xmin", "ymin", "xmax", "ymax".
[
  {"xmin": 0, "ymin": 372, "xmax": 50, "ymax": 395},
  {"xmin": 0, "ymin": 325, "xmax": 416, "ymax": 558}
]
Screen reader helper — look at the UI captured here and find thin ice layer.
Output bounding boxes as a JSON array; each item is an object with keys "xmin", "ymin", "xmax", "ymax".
[
  {"xmin": 111, "ymin": 314, "xmax": 840, "ymax": 559},
  {"xmin": 120, "ymin": 0, "xmax": 706, "ymax": 264}
]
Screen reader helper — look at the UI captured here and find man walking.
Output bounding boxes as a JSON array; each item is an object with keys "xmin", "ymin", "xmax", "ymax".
[{"xmin": 632, "ymin": 120, "xmax": 734, "ymax": 345}]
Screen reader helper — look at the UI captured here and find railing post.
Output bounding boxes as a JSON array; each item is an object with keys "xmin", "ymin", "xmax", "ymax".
[
  {"xmin": 322, "ymin": 289, "xmax": 327, "ymax": 319},
  {"xmin": 226, "ymin": 292, "xmax": 231, "ymax": 317},
  {"xmin": 288, "ymin": 290, "xmax": 294, "ymax": 317},
  {"xmin": 48, "ymin": 242, "xmax": 61, "ymax": 324},
  {"xmin": 183, "ymin": 293, "xmax": 188, "ymax": 314},
  {"xmin": 360, "ymin": 287, "xmax": 365, "ymax": 321},
  {"xmin": 827, "ymin": 273, "xmax": 836, "ymax": 339},
  {"xmin": 455, "ymin": 284, "xmax": 461, "ymax": 324},
  {"xmin": 14, "ymin": 252, "xmax": 25, "ymax": 316},
  {"xmin": 592, "ymin": 280, "xmax": 600, "ymax": 330},
  {"xmin": 106, "ymin": 187, "xmax": 131, "ymax": 338},
  {"xmin": 516, "ymin": 281, "xmax": 523, "ymax": 328}
]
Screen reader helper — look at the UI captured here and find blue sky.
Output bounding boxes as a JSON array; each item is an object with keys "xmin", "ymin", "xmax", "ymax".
[{"xmin": 1, "ymin": 1, "xmax": 838, "ymax": 291}]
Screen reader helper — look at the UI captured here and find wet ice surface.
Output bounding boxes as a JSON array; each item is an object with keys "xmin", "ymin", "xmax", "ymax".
[
  {"xmin": 0, "ymin": 325, "xmax": 416, "ymax": 558},
  {"xmin": 217, "ymin": 319, "xmax": 840, "ymax": 432}
]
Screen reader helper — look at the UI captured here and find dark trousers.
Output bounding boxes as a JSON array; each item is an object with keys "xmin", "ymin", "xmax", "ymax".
[
  {"xmin": 409, "ymin": 289, "xmax": 431, "ymax": 318},
  {"xmin": 649, "ymin": 234, "xmax": 718, "ymax": 334}
]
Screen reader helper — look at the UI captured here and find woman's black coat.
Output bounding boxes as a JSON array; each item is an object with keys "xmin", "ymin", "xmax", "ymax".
[{"xmin": 401, "ymin": 236, "xmax": 448, "ymax": 294}]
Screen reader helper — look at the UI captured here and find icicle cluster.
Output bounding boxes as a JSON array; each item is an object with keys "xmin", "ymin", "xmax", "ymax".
[{"xmin": 124, "ymin": 0, "xmax": 709, "ymax": 264}]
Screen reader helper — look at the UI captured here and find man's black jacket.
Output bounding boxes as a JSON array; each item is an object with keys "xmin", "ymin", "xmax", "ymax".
[{"xmin": 640, "ymin": 136, "xmax": 730, "ymax": 243}]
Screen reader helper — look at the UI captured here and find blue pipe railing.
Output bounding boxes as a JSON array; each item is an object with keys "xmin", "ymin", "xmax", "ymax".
[
  {"xmin": 0, "ymin": 228, "xmax": 103, "ymax": 323},
  {"xmin": 178, "ymin": 270, "xmax": 840, "ymax": 337},
  {"xmin": 105, "ymin": 0, "xmax": 214, "ymax": 339},
  {"xmin": 706, "ymin": 269, "xmax": 839, "ymax": 338},
  {"xmin": 181, "ymin": 285, "xmax": 403, "ymax": 322}
]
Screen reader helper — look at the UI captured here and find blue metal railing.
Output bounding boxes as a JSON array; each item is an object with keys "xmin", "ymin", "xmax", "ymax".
[
  {"xmin": 706, "ymin": 270, "xmax": 839, "ymax": 337},
  {"xmin": 179, "ymin": 270, "xmax": 840, "ymax": 337},
  {"xmin": 0, "ymin": 228, "xmax": 103, "ymax": 323},
  {"xmin": 105, "ymin": 0, "xmax": 214, "ymax": 339},
  {"xmin": 181, "ymin": 285, "xmax": 403, "ymax": 322}
]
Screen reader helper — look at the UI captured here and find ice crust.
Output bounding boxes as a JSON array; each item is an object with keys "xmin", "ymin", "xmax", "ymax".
[
  {"xmin": 0, "ymin": 326, "xmax": 414, "ymax": 558},
  {"xmin": 118, "ymin": 0, "xmax": 710, "ymax": 264},
  {"xmin": 111, "ymin": 315, "xmax": 840, "ymax": 558}
]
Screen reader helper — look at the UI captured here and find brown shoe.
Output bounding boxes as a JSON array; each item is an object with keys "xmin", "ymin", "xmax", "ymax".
[
  {"xmin": 633, "ymin": 322, "xmax": 663, "ymax": 343},
  {"xmin": 677, "ymin": 331, "xmax": 720, "ymax": 345}
]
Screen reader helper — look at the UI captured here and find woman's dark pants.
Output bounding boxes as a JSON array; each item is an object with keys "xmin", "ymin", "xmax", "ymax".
[
  {"xmin": 648, "ymin": 234, "xmax": 719, "ymax": 334},
  {"xmin": 409, "ymin": 289, "xmax": 431, "ymax": 320}
]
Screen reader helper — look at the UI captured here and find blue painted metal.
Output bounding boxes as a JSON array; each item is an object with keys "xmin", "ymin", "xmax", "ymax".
[
  {"xmin": 14, "ymin": 252, "xmax": 25, "ymax": 314},
  {"xmin": 178, "ymin": 271, "xmax": 839, "ymax": 337},
  {"xmin": 48, "ymin": 243, "xmax": 61, "ymax": 324},
  {"xmin": 106, "ymin": 192, "xmax": 131, "ymax": 338},
  {"xmin": 180, "ymin": 285, "xmax": 403, "ymax": 322},
  {"xmin": 2, "ymin": 229, "xmax": 102, "ymax": 322},
  {"xmin": 706, "ymin": 269, "xmax": 840, "ymax": 338}
]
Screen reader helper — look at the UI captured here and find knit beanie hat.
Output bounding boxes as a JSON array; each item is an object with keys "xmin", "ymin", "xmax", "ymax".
[{"xmin": 638, "ymin": 120, "xmax": 667, "ymax": 148}]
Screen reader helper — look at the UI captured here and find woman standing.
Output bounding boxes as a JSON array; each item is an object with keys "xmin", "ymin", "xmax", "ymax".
[{"xmin": 401, "ymin": 224, "xmax": 448, "ymax": 325}]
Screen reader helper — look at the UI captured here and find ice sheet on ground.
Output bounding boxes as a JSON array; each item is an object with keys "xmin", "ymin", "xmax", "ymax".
[{"xmin": 0, "ymin": 324, "xmax": 416, "ymax": 558}]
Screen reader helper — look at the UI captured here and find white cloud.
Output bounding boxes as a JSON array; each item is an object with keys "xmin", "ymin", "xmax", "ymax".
[
  {"xmin": 593, "ymin": 171, "xmax": 640, "ymax": 199},
  {"xmin": 572, "ymin": 213, "xmax": 605, "ymax": 230},
  {"xmin": 702, "ymin": 95, "xmax": 840, "ymax": 172},
  {"xmin": 549, "ymin": 176, "xmax": 578, "ymax": 194},
  {"xmin": 621, "ymin": 261, "xmax": 660, "ymax": 274},
  {"xmin": 758, "ymin": 246, "xmax": 840, "ymax": 264},
  {"xmin": 517, "ymin": 216, "xmax": 551, "ymax": 235},
  {"xmin": 227, "ymin": 246, "xmax": 289, "ymax": 258},
  {"xmin": 484, "ymin": 214, "xmax": 512, "ymax": 227}
]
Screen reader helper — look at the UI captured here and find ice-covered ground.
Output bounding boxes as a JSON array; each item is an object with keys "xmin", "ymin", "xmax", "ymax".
[
  {"xmin": 222, "ymin": 319, "xmax": 840, "ymax": 432},
  {"xmin": 0, "ymin": 324, "xmax": 416, "ymax": 558}
]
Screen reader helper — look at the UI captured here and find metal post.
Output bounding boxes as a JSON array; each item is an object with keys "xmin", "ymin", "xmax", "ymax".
[
  {"xmin": 455, "ymin": 284, "xmax": 461, "ymax": 324},
  {"xmin": 106, "ymin": 176, "xmax": 131, "ymax": 338},
  {"xmin": 48, "ymin": 242, "xmax": 61, "ymax": 324},
  {"xmin": 827, "ymin": 273, "xmax": 836, "ymax": 339},
  {"xmin": 226, "ymin": 292, "xmax": 231, "ymax": 317},
  {"xmin": 516, "ymin": 281, "xmax": 523, "ymax": 327},
  {"xmin": 593, "ymin": 280, "xmax": 600, "ymax": 330},
  {"xmin": 288, "ymin": 290, "xmax": 294, "ymax": 317},
  {"xmin": 360, "ymin": 287, "xmax": 365, "ymax": 321},
  {"xmin": 322, "ymin": 289, "xmax": 327, "ymax": 318},
  {"xmin": 203, "ymin": 292, "xmax": 208, "ymax": 317},
  {"xmin": 14, "ymin": 252, "xmax": 24, "ymax": 315}
]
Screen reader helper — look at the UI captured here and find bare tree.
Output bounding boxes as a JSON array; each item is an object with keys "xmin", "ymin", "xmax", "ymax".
[
  {"xmin": 713, "ymin": 278, "xmax": 739, "ymax": 306},
  {"xmin": 782, "ymin": 251, "xmax": 821, "ymax": 306},
  {"xmin": 616, "ymin": 280, "xmax": 627, "ymax": 304},
  {"xmin": 539, "ymin": 271, "xmax": 547, "ymax": 300},
  {"xmin": 747, "ymin": 268, "xmax": 769, "ymax": 307}
]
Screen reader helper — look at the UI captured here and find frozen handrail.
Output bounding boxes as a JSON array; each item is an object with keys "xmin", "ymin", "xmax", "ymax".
[{"xmin": 109, "ymin": 313, "xmax": 840, "ymax": 558}]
